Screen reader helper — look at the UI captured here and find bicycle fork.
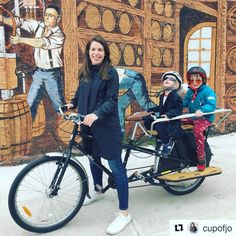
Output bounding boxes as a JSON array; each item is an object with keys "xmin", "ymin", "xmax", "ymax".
[{"xmin": 48, "ymin": 124, "xmax": 79, "ymax": 197}]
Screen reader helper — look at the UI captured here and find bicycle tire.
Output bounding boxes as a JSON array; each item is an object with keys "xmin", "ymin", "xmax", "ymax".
[
  {"xmin": 160, "ymin": 144, "xmax": 211, "ymax": 195},
  {"xmin": 8, "ymin": 156, "xmax": 87, "ymax": 233}
]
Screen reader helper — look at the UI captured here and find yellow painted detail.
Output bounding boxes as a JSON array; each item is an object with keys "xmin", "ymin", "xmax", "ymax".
[
  {"xmin": 23, "ymin": 206, "xmax": 32, "ymax": 217},
  {"xmin": 160, "ymin": 170, "xmax": 172, "ymax": 175}
]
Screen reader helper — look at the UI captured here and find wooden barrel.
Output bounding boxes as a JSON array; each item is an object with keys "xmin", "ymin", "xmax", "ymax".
[
  {"xmin": 119, "ymin": 13, "xmax": 131, "ymax": 35},
  {"xmin": 163, "ymin": 24, "xmax": 173, "ymax": 42},
  {"xmin": 0, "ymin": 99, "xmax": 32, "ymax": 163},
  {"xmin": 136, "ymin": 57, "xmax": 141, "ymax": 66},
  {"xmin": 137, "ymin": 47, "xmax": 143, "ymax": 56},
  {"xmin": 227, "ymin": 46, "xmax": 236, "ymax": 73},
  {"xmin": 151, "ymin": 21, "xmax": 162, "ymax": 40},
  {"xmin": 154, "ymin": 0, "xmax": 164, "ymax": 15},
  {"xmin": 163, "ymin": 48, "xmax": 173, "ymax": 67},
  {"xmin": 128, "ymin": 0, "xmax": 138, "ymax": 7},
  {"xmin": 228, "ymin": 6, "xmax": 236, "ymax": 32},
  {"xmin": 14, "ymin": 94, "xmax": 45, "ymax": 138},
  {"xmin": 152, "ymin": 46, "xmax": 162, "ymax": 66},
  {"xmin": 226, "ymin": 85, "xmax": 236, "ymax": 111},
  {"xmin": 102, "ymin": 9, "xmax": 115, "ymax": 32},
  {"xmin": 164, "ymin": 1, "xmax": 173, "ymax": 18},
  {"xmin": 85, "ymin": 5, "xmax": 101, "ymax": 29},
  {"xmin": 109, "ymin": 42, "xmax": 121, "ymax": 66},
  {"xmin": 56, "ymin": 116, "xmax": 81, "ymax": 145},
  {"xmin": 0, "ymin": 56, "xmax": 17, "ymax": 89},
  {"xmin": 123, "ymin": 44, "xmax": 135, "ymax": 66}
]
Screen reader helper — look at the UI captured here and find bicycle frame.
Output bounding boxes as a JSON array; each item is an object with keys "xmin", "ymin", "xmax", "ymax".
[
  {"xmin": 8, "ymin": 107, "xmax": 232, "ymax": 234},
  {"xmin": 48, "ymin": 107, "xmax": 232, "ymax": 195}
]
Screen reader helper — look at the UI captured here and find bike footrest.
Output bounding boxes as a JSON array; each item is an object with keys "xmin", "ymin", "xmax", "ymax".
[{"xmin": 156, "ymin": 166, "xmax": 222, "ymax": 182}]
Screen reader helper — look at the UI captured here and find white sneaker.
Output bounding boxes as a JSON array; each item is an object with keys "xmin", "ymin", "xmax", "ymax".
[
  {"xmin": 83, "ymin": 191, "xmax": 104, "ymax": 206},
  {"xmin": 106, "ymin": 212, "xmax": 132, "ymax": 235}
]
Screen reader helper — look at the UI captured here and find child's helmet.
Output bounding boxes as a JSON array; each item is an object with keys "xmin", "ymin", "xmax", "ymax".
[
  {"xmin": 187, "ymin": 66, "xmax": 207, "ymax": 84},
  {"xmin": 161, "ymin": 71, "xmax": 182, "ymax": 89}
]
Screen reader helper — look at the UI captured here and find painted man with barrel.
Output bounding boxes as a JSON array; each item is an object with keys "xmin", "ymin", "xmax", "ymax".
[{"xmin": 0, "ymin": 4, "xmax": 65, "ymax": 121}]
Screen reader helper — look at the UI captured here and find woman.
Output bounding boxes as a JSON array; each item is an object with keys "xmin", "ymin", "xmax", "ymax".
[{"xmin": 66, "ymin": 35, "xmax": 131, "ymax": 235}]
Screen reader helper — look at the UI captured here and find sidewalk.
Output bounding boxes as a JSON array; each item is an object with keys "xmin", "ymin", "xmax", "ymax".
[{"xmin": 1, "ymin": 133, "xmax": 236, "ymax": 236}]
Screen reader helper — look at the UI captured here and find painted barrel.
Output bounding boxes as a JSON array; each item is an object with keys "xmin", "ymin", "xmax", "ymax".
[
  {"xmin": 151, "ymin": 21, "xmax": 162, "ymax": 40},
  {"xmin": 14, "ymin": 94, "xmax": 46, "ymax": 138},
  {"xmin": 136, "ymin": 57, "xmax": 141, "ymax": 66},
  {"xmin": 85, "ymin": 5, "xmax": 101, "ymax": 29},
  {"xmin": 154, "ymin": 0, "xmax": 164, "ymax": 15},
  {"xmin": 119, "ymin": 13, "xmax": 131, "ymax": 35},
  {"xmin": 102, "ymin": 9, "xmax": 115, "ymax": 32},
  {"xmin": 226, "ymin": 85, "xmax": 236, "ymax": 111},
  {"xmin": 137, "ymin": 47, "xmax": 143, "ymax": 56},
  {"xmin": 123, "ymin": 44, "xmax": 135, "ymax": 66},
  {"xmin": 164, "ymin": 1, "xmax": 173, "ymax": 18},
  {"xmin": 163, "ymin": 24, "xmax": 173, "ymax": 42},
  {"xmin": 163, "ymin": 48, "xmax": 173, "ymax": 67},
  {"xmin": 56, "ymin": 116, "xmax": 81, "ymax": 145},
  {"xmin": 109, "ymin": 42, "xmax": 121, "ymax": 66},
  {"xmin": 227, "ymin": 46, "xmax": 236, "ymax": 73},
  {"xmin": 0, "ymin": 99, "xmax": 32, "ymax": 163},
  {"xmin": 152, "ymin": 46, "xmax": 162, "ymax": 66}
]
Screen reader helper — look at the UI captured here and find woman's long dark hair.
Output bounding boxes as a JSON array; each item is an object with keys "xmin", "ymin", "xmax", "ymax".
[{"xmin": 78, "ymin": 35, "xmax": 112, "ymax": 81}]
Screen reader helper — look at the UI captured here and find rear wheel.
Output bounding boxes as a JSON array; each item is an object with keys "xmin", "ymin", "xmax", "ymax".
[
  {"xmin": 8, "ymin": 156, "xmax": 87, "ymax": 233},
  {"xmin": 160, "ymin": 143, "xmax": 211, "ymax": 195},
  {"xmin": 159, "ymin": 166, "xmax": 205, "ymax": 195}
]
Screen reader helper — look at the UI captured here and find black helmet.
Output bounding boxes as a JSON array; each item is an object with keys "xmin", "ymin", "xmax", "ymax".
[
  {"xmin": 161, "ymin": 71, "xmax": 182, "ymax": 89},
  {"xmin": 187, "ymin": 66, "xmax": 207, "ymax": 84}
]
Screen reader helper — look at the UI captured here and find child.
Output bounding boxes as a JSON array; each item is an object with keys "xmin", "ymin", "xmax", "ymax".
[
  {"xmin": 183, "ymin": 66, "xmax": 216, "ymax": 171},
  {"xmin": 144, "ymin": 71, "xmax": 184, "ymax": 156}
]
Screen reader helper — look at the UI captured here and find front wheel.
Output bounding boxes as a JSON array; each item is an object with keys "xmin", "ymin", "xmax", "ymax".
[{"xmin": 8, "ymin": 156, "xmax": 87, "ymax": 233}]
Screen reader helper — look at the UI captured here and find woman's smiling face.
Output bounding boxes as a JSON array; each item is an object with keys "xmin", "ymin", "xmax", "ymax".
[{"xmin": 89, "ymin": 41, "xmax": 105, "ymax": 65}]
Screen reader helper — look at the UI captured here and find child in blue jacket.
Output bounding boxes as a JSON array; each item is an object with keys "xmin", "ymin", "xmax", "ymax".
[{"xmin": 183, "ymin": 66, "xmax": 216, "ymax": 171}]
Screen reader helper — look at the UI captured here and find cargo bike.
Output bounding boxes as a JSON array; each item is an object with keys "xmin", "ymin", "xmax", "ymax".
[{"xmin": 8, "ymin": 107, "xmax": 231, "ymax": 233}]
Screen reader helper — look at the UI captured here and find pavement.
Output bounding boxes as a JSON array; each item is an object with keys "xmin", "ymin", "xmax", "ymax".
[{"xmin": 1, "ymin": 132, "xmax": 236, "ymax": 236}]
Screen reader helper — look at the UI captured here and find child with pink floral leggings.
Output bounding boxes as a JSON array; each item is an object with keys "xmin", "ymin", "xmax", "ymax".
[
  {"xmin": 183, "ymin": 67, "xmax": 216, "ymax": 171},
  {"xmin": 182, "ymin": 118, "xmax": 211, "ymax": 166}
]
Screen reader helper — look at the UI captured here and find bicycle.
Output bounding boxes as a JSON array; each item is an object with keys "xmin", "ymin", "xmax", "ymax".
[{"xmin": 8, "ymin": 107, "xmax": 232, "ymax": 233}]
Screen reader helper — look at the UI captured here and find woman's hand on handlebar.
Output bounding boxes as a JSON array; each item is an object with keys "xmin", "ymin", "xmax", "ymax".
[{"xmin": 84, "ymin": 113, "xmax": 98, "ymax": 127}]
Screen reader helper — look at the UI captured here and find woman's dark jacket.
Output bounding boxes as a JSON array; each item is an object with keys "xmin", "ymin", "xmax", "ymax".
[
  {"xmin": 71, "ymin": 66, "xmax": 122, "ymax": 160},
  {"xmin": 145, "ymin": 90, "xmax": 184, "ymax": 138}
]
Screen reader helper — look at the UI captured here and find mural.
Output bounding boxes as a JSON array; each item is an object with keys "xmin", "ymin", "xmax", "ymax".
[
  {"xmin": 115, "ymin": 67, "xmax": 156, "ymax": 134},
  {"xmin": 0, "ymin": 0, "xmax": 235, "ymax": 164}
]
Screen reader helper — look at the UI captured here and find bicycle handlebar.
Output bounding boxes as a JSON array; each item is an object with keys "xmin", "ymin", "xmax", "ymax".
[
  {"xmin": 150, "ymin": 108, "xmax": 232, "ymax": 130},
  {"xmin": 58, "ymin": 106, "xmax": 85, "ymax": 124}
]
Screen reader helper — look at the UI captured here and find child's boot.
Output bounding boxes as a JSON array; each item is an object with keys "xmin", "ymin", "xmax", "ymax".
[{"xmin": 197, "ymin": 158, "xmax": 206, "ymax": 171}]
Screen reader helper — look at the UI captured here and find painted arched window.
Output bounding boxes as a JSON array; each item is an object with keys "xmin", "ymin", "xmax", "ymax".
[{"xmin": 184, "ymin": 23, "xmax": 216, "ymax": 89}]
